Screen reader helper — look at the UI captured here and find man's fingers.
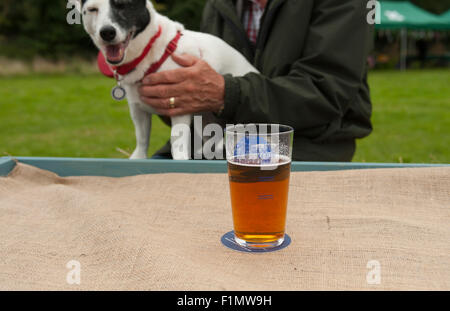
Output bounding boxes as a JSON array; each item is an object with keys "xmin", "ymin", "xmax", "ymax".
[
  {"xmin": 140, "ymin": 95, "xmax": 190, "ymax": 110},
  {"xmin": 140, "ymin": 96, "xmax": 172, "ymax": 110},
  {"xmin": 171, "ymin": 53, "xmax": 199, "ymax": 67},
  {"xmin": 141, "ymin": 54, "xmax": 199, "ymax": 85},
  {"xmin": 142, "ymin": 68, "xmax": 189, "ymax": 85},
  {"xmin": 140, "ymin": 96, "xmax": 191, "ymax": 117},
  {"xmin": 139, "ymin": 84, "xmax": 186, "ymax": 99}
]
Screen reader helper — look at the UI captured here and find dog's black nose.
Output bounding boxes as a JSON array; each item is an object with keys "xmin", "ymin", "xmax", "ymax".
[{"xmin": 100, "ymin": 26, "xmax": 117, "ymax": 42}]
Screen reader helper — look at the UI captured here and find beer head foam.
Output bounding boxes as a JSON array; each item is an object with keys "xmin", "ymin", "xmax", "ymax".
[{"xmin": 231, "ymin": 136, "xmax": 289, "ymax": 166}]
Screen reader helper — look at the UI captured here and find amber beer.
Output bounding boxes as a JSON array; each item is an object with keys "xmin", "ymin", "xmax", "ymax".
[
  {"xmin": 226, "ymin": 124, "xmax": 294, "ymax": 249},
  {"xmin": 227, "ymin": 156, "xmax": 291, "ymax": 247}
]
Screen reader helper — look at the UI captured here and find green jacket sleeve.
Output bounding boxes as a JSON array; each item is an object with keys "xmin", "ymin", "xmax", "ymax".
[{"xmin": 221, "ymin": 0, "xmax": 373, "ymax": 141}]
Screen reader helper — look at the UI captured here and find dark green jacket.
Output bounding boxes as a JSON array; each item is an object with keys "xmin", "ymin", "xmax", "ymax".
[{"xmin": 201, "ymin": 0, "xmax": 374, "ymax": 161}]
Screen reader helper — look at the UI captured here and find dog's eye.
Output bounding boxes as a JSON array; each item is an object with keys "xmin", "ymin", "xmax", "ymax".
[{"xmin": 87, "ymin": 7, "xmax": 98, "ymax": 13}]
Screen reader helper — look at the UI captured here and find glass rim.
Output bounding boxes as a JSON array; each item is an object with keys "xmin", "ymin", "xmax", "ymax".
[{"xmin": 225, "ymin": 123, "xmax": 294, "ymax": 135}]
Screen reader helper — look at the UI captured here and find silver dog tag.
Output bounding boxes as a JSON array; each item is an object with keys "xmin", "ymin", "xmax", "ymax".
[{"xmin": 111, "ymin": 84, "xmax": 126, "ymax": 101}]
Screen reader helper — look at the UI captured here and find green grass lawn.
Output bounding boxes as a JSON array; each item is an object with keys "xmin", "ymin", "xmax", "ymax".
[
  {"xmin": 0, "ymin": 74, "xmax": 171, "ymax": 159},
  {"xmin": 354, "ymin": 70, "xmax": 449, "ymax": 163},
  {"xmin": 0, "ymin": 70, "xmax": 449, "ymax": 163}
]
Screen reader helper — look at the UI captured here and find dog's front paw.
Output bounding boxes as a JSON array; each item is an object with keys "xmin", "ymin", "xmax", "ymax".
[{"xmin": 130, "ymin": 149, "xmax": 147, "ymax": 160}]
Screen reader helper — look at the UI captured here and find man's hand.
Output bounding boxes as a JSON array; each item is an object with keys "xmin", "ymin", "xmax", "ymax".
[{"xmin": 139, "ymin": 54, "xmax": 225, "ymax": 117}]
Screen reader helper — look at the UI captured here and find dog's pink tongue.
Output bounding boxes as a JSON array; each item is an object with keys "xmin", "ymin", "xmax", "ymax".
[{"xmin": 106, "ymin": 45, "xmax": 122, "ymax": 62}]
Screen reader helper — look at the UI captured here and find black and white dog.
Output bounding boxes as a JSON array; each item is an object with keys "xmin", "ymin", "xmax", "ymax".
[{"xmin": 77, "ymin": 0, "xmax": 257, "ymax": 160}]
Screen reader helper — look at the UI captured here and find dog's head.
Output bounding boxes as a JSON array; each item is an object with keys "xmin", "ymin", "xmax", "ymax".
[{"xmin": 79, "ymin": 0, "xmax": 151, "ymax": 65}]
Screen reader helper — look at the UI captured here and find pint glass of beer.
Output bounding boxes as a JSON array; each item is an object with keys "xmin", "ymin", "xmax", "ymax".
[{"xmin": 225, "ymin": 124, "xmax": 294, "ymax": 249}]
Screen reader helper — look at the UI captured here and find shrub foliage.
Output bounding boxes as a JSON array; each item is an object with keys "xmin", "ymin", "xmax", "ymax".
[{"xmin": 0, "ymin": 0, "xmax": 446, "ymax": 59}]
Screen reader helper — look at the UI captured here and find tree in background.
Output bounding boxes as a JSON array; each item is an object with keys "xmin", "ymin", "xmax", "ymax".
[
  {"xmin": 0, "ymin": 0, "xmax": 92, "ymax": 59},
  {"xmin": 155, "ymin": 0, "xmax": 206, "ymax": 30},
  {"xmin": 0, "ymin": 0, "xmax": 447, "ymax": 60},
  {"xmin": 0, "ymin": 0, "xmax": 208, "ymax": 59}
]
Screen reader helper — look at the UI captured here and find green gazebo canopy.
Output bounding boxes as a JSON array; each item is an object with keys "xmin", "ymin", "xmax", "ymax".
[
  {"xmin": 376, "ymin": 1, "xmax": 450, "ymax": 30},
  {"xmin": 440, "ymin": 10, "xmax": 450, "ymax": 23}
]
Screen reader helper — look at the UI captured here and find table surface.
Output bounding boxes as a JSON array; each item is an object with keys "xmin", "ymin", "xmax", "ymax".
[
  {"xmin": 1, "ymin": 156, "xmax": 448, "ymax": 177},
  {"xmin": 1, "ymin": 160, "xmax": 449, "ymax": 290}
]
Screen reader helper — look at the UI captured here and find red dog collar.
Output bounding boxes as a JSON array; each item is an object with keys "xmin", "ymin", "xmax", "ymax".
[{"xmin": 97, "ymin": 26, "xmax": 182, "ymax": 79}]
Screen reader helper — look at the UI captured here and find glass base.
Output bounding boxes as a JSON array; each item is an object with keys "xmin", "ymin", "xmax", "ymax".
[{"xmin": 234, "ymin": 234, "xmax": 284, "ymax": 249}]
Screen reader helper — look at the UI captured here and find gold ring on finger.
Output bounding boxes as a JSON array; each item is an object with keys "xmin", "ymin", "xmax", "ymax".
[{"xmin": 169, "ymin": 97, "xmax": 176, "ymax": 109}]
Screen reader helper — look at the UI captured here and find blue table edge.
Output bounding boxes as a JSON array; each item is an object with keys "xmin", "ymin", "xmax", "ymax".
[{"xmin": 0, "ymin": 156, "xmax": 448, "ymax": 177}]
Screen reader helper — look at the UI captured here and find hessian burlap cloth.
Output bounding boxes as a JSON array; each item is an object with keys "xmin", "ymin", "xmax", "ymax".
[{"xmin": 0, "ymin": 163, "xmax": 449, "ymax": 290}]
